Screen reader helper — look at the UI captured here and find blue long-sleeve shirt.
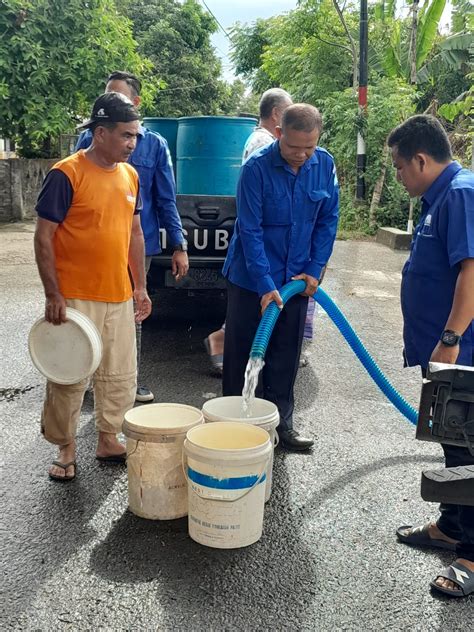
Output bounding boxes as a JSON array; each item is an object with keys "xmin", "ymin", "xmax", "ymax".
[
  {"xmin": 223, "ymin": 141, "xmax": 339, "ymax": 296},
  {"xmin": 75, "ymin": 125, "xmax": 184, "ymax": 256}
]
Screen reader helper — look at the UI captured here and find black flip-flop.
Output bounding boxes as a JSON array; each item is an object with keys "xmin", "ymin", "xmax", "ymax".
[
  {"xmin": 49, "ymin": 460, "xmax": 77, "ymax": 482},
  {"xmin": 396, "ymin": 523, "xmax": 458, "ymax": 551},
  {"xmin": 96, "ymin": 453, "xmax": 127, "ymax": 464},
  {"xmin": 430, "ymin": 562, "xmax": 474, "ymax": 597}
]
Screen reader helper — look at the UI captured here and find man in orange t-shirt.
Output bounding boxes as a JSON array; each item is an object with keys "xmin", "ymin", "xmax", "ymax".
[{"xmin": 34, "ymin": 92, "xmax": 152, "ymax": 481}]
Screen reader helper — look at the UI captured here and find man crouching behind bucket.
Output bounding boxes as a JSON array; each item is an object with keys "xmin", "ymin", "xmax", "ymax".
[{"xmin": 34, "ymin": 92, "xmax": 152, "ymax": 482}]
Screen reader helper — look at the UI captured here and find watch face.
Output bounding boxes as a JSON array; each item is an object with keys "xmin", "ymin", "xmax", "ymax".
[{"xmin": 442, "ymin": 331, "xmax": 458, "ymax": 346}]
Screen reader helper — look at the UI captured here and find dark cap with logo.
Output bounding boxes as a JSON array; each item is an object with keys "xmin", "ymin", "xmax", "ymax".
[{"xmin": 77, "ymin": 92, "xmax": 140, "ymax": 130}]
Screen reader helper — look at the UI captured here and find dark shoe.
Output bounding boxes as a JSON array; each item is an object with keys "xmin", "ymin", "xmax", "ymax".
[
  {"xmin": 136, "ymin": 386, "xmax": 154, "ymax": 403},
  {"xmin": 396, "ymin": 523, "xmax": 458, "ymax": 552},
  {"xmin": 430, "ymin": 562, "xmax": 474, "ymax": 597},
  {"xmin": 279, "ymin": 429, "xmax": 314, "ymax": 451}
]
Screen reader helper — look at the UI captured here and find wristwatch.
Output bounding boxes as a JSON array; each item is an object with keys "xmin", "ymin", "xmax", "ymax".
[
  {"xmin": 172, "ymin": 241, "xmax": 188, "ymax": 252},
  {"xmin": 440, "ymin": 329, "xmax": 462, "ymax": 347}
]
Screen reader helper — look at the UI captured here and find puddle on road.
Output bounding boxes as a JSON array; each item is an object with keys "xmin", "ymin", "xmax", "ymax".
[{"xmin": 0, "ymin": 385, "xmax": 39, "ymax": 402}]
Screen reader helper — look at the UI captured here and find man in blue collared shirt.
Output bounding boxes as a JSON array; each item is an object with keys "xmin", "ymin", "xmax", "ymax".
[
  {"xmin": 76, "ymin": 72, "xmax": 188, "ymax": 403},
  {"xmin": 222, "ymin": 104, "xmax": 339, "ymax": 451},
  {"xmin": 388, "ymin": 115, "xmax": 474, "ymax": 598}
]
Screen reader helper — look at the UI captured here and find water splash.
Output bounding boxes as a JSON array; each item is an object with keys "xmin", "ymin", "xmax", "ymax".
[{"xmin": 241, "ymin": 357, "xmax": 265, "ymax": 417}]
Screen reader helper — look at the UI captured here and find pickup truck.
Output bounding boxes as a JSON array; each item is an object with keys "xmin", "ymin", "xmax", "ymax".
[{"xmin": 148, "ymin": 194, "xmax": 236, "ymax": 294}]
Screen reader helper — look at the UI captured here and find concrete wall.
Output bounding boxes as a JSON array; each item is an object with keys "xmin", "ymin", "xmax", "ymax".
[{"xmin": 0, "ymin": 158, "xmax": 56, "ymax": 222}]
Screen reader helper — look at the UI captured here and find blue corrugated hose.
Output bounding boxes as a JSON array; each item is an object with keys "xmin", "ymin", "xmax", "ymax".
[{"xmin": 250, "ymin": 279, "xmax": 418, "ymax": 425}]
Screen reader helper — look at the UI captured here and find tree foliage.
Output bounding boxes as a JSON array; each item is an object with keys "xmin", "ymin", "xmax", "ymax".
[
  {"xmin": 229, "ymin": 0, "xmax": 472, "ymax": 232},
  {"xmin": 261, "ymin": 1, "xmax": 357, "ymax": 101},
  {"xmin": 0, "ymin": 0, "xmax": 147, "ymax": 157},
  {"xmin": 229, "ymin": 19, "xmax": 275, "ymax": 93},
  {"xmin": 321, "ymin": 79, "xmax": 417, "ymax": 231},
  {"xmin": 120, "ymin": 0, "xmax": 226, "ymax": 117}
]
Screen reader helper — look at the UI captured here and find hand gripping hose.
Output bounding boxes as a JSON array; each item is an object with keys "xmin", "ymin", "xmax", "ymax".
[{"xmin": 250, "ymin": 279, "xmax": 418, "ymax": 425}]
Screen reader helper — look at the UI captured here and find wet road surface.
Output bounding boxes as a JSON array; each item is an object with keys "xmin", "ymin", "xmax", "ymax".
[{"xmin": 1, "ymin": 223, "xmax": 472, "ymax": 630}]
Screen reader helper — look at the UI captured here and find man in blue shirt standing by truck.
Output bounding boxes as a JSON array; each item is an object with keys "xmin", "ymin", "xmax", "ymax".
[
  {"xmin": 222, "ymin": 103, "xmax": 339, "ymax": 451},
  {"xmin": 76, "ymin": 71, "xmax": 188, "ymax": 403},
  {"xmin": 389, "ymin": 115, "xmax": 474, "ymax": 598}
]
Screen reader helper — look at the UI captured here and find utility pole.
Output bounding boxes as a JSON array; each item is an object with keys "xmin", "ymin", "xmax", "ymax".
[
  {"xmin": 356, "ymin": 0, "xmax": 368, "ymax": 200},
  {"xmin": 407, "ymin": 0, "xmax": 420, "ymax": 233}
]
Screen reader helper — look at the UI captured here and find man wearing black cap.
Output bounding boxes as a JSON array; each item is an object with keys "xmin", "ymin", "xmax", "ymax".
[
  {"xmin": 76, "ymin": 71, "xmax": 189, "ymax": 403},
  {"xmin": 34, "ymin": 92, "xmax": 152, "ymax": 481}
]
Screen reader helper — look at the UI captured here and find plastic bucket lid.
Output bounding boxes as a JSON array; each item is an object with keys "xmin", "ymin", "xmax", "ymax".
[
  {"xmin": 28, "ymin": 307, "xmax": 102, "ymax": 385},
  {"xmin": 123, "ymin": 403, "xmax": 203, "ymax": 442}
]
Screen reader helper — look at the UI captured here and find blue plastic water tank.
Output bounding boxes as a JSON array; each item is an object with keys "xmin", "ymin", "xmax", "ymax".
[
  {"xmin": 142, "ymin": 117, "xmax": 178, "ymax": 172},
  {"xmin": 176, "ymin": 116, "xmax": 257, "ymax": 195}
]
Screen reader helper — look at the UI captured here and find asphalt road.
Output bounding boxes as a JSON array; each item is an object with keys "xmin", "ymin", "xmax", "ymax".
[{"xmin": 1, "ymin": 222, "xmax": 472, "ymax": 630}]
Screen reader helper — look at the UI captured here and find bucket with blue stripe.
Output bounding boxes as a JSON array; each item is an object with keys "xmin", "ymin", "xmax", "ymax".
[
  {"xmin": 201, "ymin": 396, "xmax": 279, "ymax": 503},
  {"xmin": 184, "ymin": 421, "xmax": 272, "ymax": 548}
]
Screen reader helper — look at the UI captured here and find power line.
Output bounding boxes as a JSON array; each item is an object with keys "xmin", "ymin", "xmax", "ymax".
[{"xmin": 200, "ymin": 0, "xmax": 232, "ymax": 40}]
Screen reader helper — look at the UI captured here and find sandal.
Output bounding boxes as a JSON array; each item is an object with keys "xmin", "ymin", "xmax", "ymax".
[
  {"xmin": 396, "ymin": 523, "xmax": 458, "ymax": 551},
  {"xmin": 49, "ymin": 460, "xmax": 76, "ymax": 482},
  {"xmin": 203, "ymin": 337, "xmax": 223, "ymax": 376},
  {"xmin": 430, "ymin": 562, "xmax": 474, "ymax": 597},
  {"xmin": 96, "ymin": 453, "xmax": 127, "ymax": 464}
]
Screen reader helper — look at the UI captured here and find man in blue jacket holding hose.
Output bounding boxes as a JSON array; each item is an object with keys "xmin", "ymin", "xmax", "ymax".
[
  {"xmin": 76, "ymin": 71, "xmax": 188, "ymax": 403},
  {"xmin": 222, "ymin": 104, "xmax": 339, "ymax": 451}
]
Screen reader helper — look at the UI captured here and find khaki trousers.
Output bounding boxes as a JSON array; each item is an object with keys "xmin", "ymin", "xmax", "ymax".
[{"xmin": 41, "ymin": 298, "xmax": 137, "ymax": 445}]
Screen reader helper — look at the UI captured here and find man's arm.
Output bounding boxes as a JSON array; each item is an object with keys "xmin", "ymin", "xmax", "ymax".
[
  {"xmin": 74, "ymin": 130, "xmax": 92, "ymax": 152},
  {"xmin": 430, "ymin": 258, "xmax": 474, "ymax": 363},
  {"xmin": 34, "ymin": 218, "xmax": 67, "ymax": 325},
  {"xmin": 128, "ymin": 214, "xmax": 152, "ymax": 323},
  {"xmin": 152, "ymin": 138, "xmax": 189, "ymax": 279},
  {"xmin": 304, "ymin": 161, "xmax": 339, "ymax": 283},
  {"xmin": 237, "ymin": 164, "xmax": 275, "ymax": 296},
  {"xmin": 236, "ymin": 164, "xmax": 283, "ymax": 312}
]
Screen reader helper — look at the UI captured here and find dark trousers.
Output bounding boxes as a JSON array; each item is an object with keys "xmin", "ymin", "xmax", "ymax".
[
  {"xmin": 437, "ymin": 443, "xmax": 474, "ymax": 562},
  {"xmin": 421, "ymin": 366, "xmax": 474, "ymax": 561},
  {"xmin": 223, "ymin": 280, "xmax": 308, "ymax": 433}
]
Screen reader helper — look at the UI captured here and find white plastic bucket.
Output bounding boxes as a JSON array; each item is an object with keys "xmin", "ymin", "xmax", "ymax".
[
  {"xmin": 28, "ymin": 307, "xmax": 102, "ymax": 385},
  {"xmin": 123, "ymin": 403, "xmax": 203, "ymax": 520},
  {"xmin": 202, "ymin": 396, "xmax": 279, "ymax": 502},
  {"xmin": 184, "ymin": 421, "xmax": 272, "ymax": 549}
]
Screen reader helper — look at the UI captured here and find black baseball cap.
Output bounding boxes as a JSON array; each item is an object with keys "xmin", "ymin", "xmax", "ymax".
[{"xmin": 77, "ymin": 92, "xmax": 140, "ymax": 130}]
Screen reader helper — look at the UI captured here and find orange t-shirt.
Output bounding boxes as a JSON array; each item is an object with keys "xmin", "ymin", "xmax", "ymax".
[{"xmin": 36, "ymin": 150, "xmax": 140, "ymax": 302}]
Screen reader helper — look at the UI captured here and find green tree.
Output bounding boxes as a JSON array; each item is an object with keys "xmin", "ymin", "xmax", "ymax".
[
  {"xmin": 229, "ymin": 19, "xmax": 276, "ymax": 93},
  {"xmin": 321, "ymin": 78, "xmax": 416, "ymax": 231},
  {"xmin": 0, "ymin": 0, "xmax": 147, "ymax": 157},
  {"xmin": 451, "ymin": 0, "xmax": 474, "ymax": 34},
  {"xmin": 120, "ymin": 0, "xmax": 225, "ymax": 117},
  {"xmin": 261, "ymin": 0, "xmax": 357, "ymax": 101}
]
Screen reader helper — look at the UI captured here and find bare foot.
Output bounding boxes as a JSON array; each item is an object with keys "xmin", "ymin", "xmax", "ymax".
[
  {"xmin": 207, "ymin": 328, "xmax": 225, "ymax": 357},
  {"xmin": 49, "ymin": 441, "xmax": 76, "ymax": 479},
  {"xmin": 427, "ymin": 522, "xmax": 459, "ymax": 545},
  {"xmin": 96, "ymin": 432, "xmax": 126, "ymax": 459},
  {"xmin": 434, "ymin": 558, "xmax": 474, "ymax": 593}
]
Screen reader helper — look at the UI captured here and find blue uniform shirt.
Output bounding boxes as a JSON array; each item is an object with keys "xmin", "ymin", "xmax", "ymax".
[
  {"xmin": 223, "ymin": 141, "xmax": 339, "ymax": 296},
  {"xmin": 401, "ymin": 161, "xmax": 474, "ymax": 368},
  {"xmin": 75, "ymin": 125, "xmax": 184, "ymax": 256}
]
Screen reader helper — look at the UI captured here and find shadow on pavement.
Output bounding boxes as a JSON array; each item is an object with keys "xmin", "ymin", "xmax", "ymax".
[
  {"xmin": 89, "ymin": 453, "xmax": 319, "ymax": 628},
  {"xmin": 302, "ymin": 453, "xmax": 443, "ymax": 517},
  {"xmin": 1, "ymin": 415, "xmax": 124, "ymax": 624}
]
